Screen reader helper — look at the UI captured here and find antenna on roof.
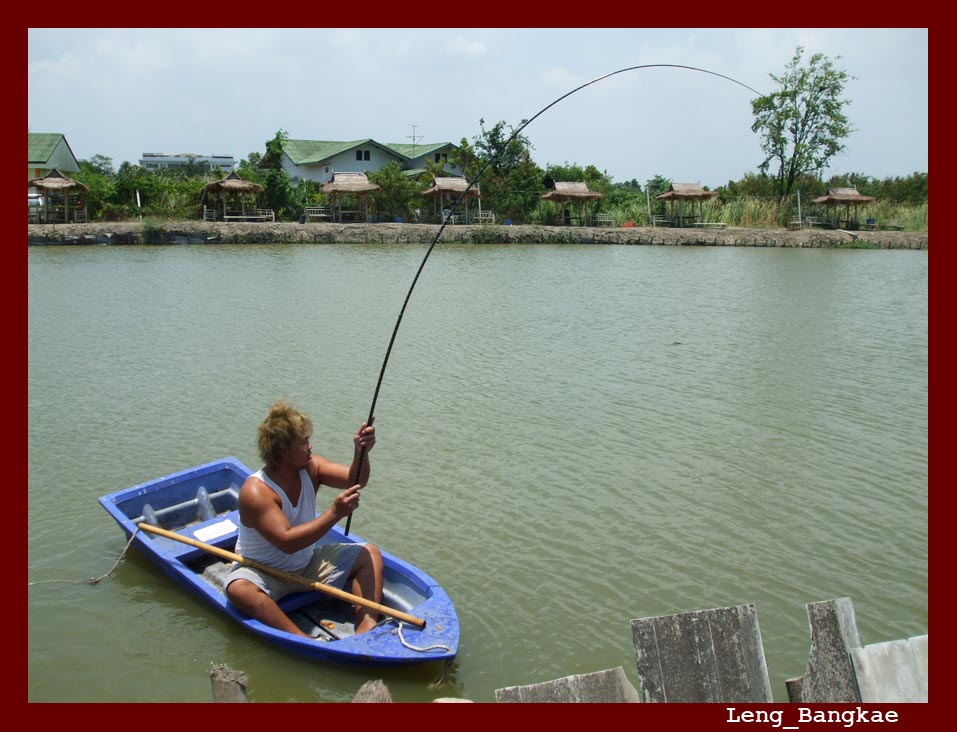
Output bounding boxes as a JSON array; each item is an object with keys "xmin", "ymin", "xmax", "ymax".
[{"xmin": 408, "ymin": 123, "xmax": 423, "ymax": 160}]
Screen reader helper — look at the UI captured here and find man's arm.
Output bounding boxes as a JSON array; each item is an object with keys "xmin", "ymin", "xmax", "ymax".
[
  {"xmin": 238, "ymin": 476, "xmax": 354, "ymax": 554},
  {"xmin": 313, "ymin": 420, "xmax": 375, "ymax": 490}
]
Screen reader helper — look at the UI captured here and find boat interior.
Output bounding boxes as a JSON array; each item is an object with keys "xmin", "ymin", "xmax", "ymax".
[{"xmin": 121, "ymin": 482, "xmax": 423, "ymax": 641}]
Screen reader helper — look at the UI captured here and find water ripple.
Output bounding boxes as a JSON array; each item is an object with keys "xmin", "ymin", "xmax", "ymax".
[{"xmin": 28, "ymin": 244, "xmax": 927, "ymax": 702}]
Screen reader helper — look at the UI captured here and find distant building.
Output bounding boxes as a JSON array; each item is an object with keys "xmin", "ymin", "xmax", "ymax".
[
  {"xmin": 272, "ymin": 139, "xmax": 460, "ymax": 184},
  {"xmin": 139, "ymin": 153, "xmax": 236, "ymax": 172},
  {"xmin": 28, "ymin": 133, "xmax": 80, "ymax": 185}
]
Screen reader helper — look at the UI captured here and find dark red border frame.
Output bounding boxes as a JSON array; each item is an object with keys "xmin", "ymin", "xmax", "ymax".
[{"xmin": 17, "ymin": 11, "xmax": 935, "ymax": 729}]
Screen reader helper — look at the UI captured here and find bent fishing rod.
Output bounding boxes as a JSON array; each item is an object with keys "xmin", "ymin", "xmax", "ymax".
[{"xmin": 346, "ymin": 63, "xmax": 766, "ymax": 534}]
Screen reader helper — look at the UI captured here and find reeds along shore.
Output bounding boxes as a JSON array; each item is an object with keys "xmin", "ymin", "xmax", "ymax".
[{"xmin": 27, "ymin": 221, "xmax": 928, "ymax": 249}]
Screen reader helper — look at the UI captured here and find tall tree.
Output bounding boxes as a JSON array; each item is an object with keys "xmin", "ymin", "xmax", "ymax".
[
  {"xmin": 645, "ymin": 174, "xmax": 672, "ymax": 215},
  {"xmin": 112, "ymin": 161, "xmax": 161, "ymax": 211},
  {"xmin": 751, "ymin": 47, "xmax": 854, "ymax": 197},
  {"xmin": 81, "ymin": 154, "xmax": 115, "ymax": 176},
  {"xmin": 262, "ymin": 129, "xmax": 294, "ymax": 218},
  {"xmin": 368, "ymin": 160, "xmax": 419, "ymax": 220},
  {"xmin": 455, "ymin": 119, "xmax": 543, "ymax": 222}
]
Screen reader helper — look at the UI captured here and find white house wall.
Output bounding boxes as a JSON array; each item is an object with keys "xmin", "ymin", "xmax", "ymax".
[
  {"xmin": 49, "ymin": 139, "xmax": 80, "ymax": 173},
  {"xmin": 284, "ymin": 147, "xmax": 407, "ymax": 184},
  {"xmin": 283, "ymin": 144, "xmax": 462, "ymax": 184},
  {"xmin": 410, "ymin": 157, "xmax": 463, "ymax": 177},
  {"xmin": 408, "ymin": 145, "xmax": 462, "ymax": 176}
]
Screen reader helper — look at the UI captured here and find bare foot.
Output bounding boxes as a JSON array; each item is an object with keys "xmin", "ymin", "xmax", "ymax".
[{"xmin": 355, "ymin": 616, "xmax": 379, "ymax": 634}]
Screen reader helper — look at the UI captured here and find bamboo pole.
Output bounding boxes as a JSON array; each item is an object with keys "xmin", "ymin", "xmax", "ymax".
[{"xmin": 137, "ymin": 522, "xmax": 426, "ymax": 628}]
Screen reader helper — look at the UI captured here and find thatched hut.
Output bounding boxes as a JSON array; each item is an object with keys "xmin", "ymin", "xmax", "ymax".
[
  {"xmin": 202, "ymin": 171, "xmax": 265, "ymax": 220},
  {"xmin": 320, "ymin": 172, "xmax": 381, "ymax": 222},
  {"xmin": 421, "ymin": 176, "xmax": 482, "ymax": 223},
  {"xmin": 29, "ymin": 168, "xmax": 89, "ymax": 223},
  {"xmin": 655, "ymin": 183, "xmax": 718, "ymax": 227},
  {"xmin": 540, "ymin": 181, "xmax": 602, "ymax": 225},
  {"xmin": 810, "ymin": 187, "xmax": 876, "ymax": 228}
]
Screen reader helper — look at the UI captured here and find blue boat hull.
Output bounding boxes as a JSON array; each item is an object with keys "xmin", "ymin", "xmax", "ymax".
[{"xmin": 98, "ymin": 457, "xmax": 459, "ymax": 666}]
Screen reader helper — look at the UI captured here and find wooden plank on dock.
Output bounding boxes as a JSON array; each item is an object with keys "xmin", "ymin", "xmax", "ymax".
[
  {"xmin": 630, "ymin": 603, "xmax": 772, "ymax": 702},
  {"xmin": 495, "ymin": 666, "xmax": 640, "ymax": 703},
  {"xmin": 852, "ymin": 635, "xmax": 928, "ymax": 702},
  {"xmin": 795, "ymin": 597, "xmax": 862, "ymax": 702}
]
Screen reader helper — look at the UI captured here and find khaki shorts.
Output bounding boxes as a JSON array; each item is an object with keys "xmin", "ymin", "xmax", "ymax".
[{"xmin": 225, "ymin": 542, "xmax": 365, "ymax": 601}]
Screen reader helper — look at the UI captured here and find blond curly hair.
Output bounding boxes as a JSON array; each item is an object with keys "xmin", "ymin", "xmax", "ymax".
[{"xmin": 257, "ymin": 400, "xmax": 314, "ymax": 466}]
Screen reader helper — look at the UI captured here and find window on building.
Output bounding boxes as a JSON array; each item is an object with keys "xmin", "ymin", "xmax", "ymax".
[
  {"xmin": 434, "ymin": 152, "xmax": 448, "ymax": 164},
  {"xmin": 356, "ymin": 150, "xmax": 371, "ymax": 162}
]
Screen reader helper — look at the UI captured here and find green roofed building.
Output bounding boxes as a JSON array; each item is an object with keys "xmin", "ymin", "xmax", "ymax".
[
  {"xmin": 272, "ymin": 138, "xmax": 460, "ymax": 184},
  {"xmin": 28, "ymin": 133, "xmax": 80, "ymax": 185}
]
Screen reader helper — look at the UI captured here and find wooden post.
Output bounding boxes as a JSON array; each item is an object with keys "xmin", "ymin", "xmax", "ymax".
[
  {"xmin": 352, "ymin": 679, "xmax": 393, "ymax": 702},
  {"xmin": 785, "ymin": 676, "xmax": 803, "ymax": 703},
  {"xmin": 210, "ymin": 664, "xmax": 248, "ymax": 703}
]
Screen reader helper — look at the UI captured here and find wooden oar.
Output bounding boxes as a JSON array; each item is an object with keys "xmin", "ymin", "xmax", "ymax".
[{"xmin": 136, "ymin": 522, "xmax": 426, "ymax": 628}]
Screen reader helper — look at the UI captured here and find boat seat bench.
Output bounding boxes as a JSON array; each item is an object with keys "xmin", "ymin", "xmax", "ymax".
[{"xmin": 135, "ymin": 486, "xmax": 239, "ymax": 530}]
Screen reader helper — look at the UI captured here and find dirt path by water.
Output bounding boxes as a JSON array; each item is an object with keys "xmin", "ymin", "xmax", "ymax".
[{"xmin": 28, "ymin": 221, "xmax": 927, "ymax": 249}]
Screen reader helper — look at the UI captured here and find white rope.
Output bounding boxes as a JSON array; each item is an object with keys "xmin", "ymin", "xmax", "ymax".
[{"xmin": 393, "ymin": 621, "xmax": 453, "ymax": 654}]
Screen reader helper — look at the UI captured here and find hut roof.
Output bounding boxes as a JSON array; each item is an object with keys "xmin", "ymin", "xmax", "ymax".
[
  {"xmin": 203, "ymin": 171, "xmax": 264, "ymax": 194},
  {"xmin": 810, "ymin": 187, "xmax": 876, "ymax": 205},
  {"xmin": 540, "ymin": 181, "xmax": 602, "ymax": 202},
  {"xmin": 320, "ymin": 172, "xmax": 381, "ymax": 193},
  {"xmin": 655, "ymin": 183, "xmax": 718, "ymax": 201},
  {"xmin": 28, "ymin": 168, "xmax": 89, "ymax": 191},
  {"xmin": 421, "ymin": 176, "xmax": 481, "ymax": 199}
]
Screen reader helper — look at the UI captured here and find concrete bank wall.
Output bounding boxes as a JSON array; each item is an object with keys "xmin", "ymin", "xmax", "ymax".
[{"xmin": 28, "ymin": 221, "xmax": 928, "ymax": 249}]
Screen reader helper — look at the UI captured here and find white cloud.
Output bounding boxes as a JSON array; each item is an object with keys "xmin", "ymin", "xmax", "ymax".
[{"xmin": 445, "ymin": 33, "xmax": 488, "ymax": 57}]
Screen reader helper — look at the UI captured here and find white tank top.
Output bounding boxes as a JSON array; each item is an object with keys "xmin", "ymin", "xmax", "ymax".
[{"xmin": 235, "ymin": 468, "xmax": 317, "ymax": 571}]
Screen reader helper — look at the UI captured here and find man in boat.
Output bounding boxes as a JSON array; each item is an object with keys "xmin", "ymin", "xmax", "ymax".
[{"xmin": 224, "ymin": 400, "xmax": 383, "ymax": 636}]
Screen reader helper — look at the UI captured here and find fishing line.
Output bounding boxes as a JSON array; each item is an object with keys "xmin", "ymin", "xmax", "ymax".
[{"xmin": 346, "ymin": 63, "xmax": 766, "ymax": 534}]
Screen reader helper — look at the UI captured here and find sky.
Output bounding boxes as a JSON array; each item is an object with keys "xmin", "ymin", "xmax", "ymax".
[{"xmin": 26, "ymin": 28, "xmax": 927, "ymax": 189}]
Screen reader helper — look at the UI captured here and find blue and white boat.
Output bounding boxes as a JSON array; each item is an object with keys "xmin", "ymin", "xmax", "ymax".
[{"xmin": 99, "ymin": 457, "xmax": 459, "ymax": 666}]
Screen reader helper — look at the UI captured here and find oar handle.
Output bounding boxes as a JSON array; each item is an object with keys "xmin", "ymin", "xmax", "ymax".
[{"xmin": 136, "ymin": 522, "xmax": 426, "ymax": 628}]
